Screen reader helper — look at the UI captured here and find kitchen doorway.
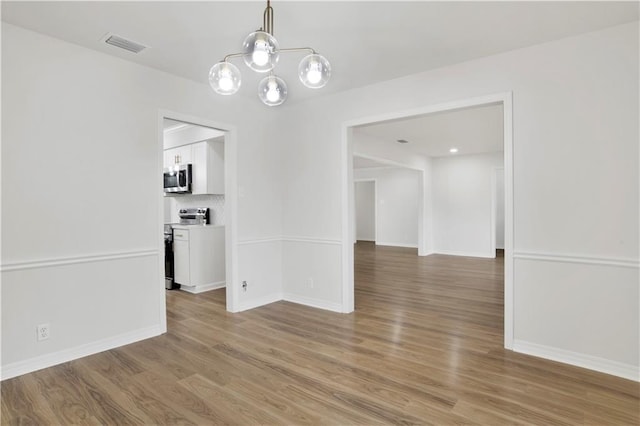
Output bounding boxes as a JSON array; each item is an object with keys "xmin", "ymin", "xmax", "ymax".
[
  {"xmin": 341, "ymin": 92, "xmax": 514, "ymax": 349},
  {"xmin": 157, "ymin": 110, "xmax": 239, "ymax": 332}
]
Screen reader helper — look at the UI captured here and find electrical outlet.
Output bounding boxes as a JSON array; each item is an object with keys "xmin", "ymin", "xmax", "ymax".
[
  {"xmin": 242, "ymin": 280, "xmax": 248, "ymax": 291},
  {"xmin": 37, "ymin": 323, "xmax": 50, "ymax": 341},
  {"xmin": 307, "ymin": 277, "xmax": 314, "ymax": 289}
]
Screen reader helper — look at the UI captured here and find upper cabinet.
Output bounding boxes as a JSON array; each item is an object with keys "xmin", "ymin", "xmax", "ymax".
[
  {"xmin": 163, "ymin": 138, "xmax": 224, "ymax": 195},
  {"xmin": 164, "ymin": 144, "xmax": 192, "ymax": 167},
  {"xmin": 192, "ymin": 139, "xmax": 224, "ymax": 195}
]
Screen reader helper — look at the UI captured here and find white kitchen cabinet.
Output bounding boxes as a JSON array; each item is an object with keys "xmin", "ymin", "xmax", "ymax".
[
  {"xmin": 163, "ymin": 149, "xmax": 173, "ymax": 168},
  {"xmin": 172, "ymin": 225, "xmax": 225, "ymax": 293},
  {"xmin": 164, "ymin": 144, "xmax": 192, "ymax": 168},
  {"xmin": 172, "ymin": 230, "xmax": 190, "ymax": 285},
  {"xmin": 191, "ymin": 138, "xmax": 225, "ymax": 195}
]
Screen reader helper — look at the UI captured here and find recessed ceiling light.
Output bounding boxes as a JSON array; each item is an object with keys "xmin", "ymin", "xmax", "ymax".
[
  {"xmin": 397, "ymin": 139, "xmax": 409, "ymax": 144},
  {"xmin": 449, "ymin": 148, "xmax": 459, "ymax": 153}
]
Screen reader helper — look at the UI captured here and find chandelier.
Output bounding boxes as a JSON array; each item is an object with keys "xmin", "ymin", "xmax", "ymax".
[{"xmin": 208, "ymin": 0, "xmax": 331, "ymax": 106}]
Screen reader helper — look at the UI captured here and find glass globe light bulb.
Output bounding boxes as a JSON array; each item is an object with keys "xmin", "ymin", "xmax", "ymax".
[
  {"xmin": 266, "ymin": 81, "xmax": 280, "ymax": 103},
  {"xmin": 258, "ymin": 75, "xmax": 287, "ymax": 107},
  {"xmin": 218, "ymin": 72, "xmax": 233, "ymax": 91},
  {"xmin": 307, "ymin": 64, "xmax": 323, "ymax": 85},
  {"xmin": 298, "ymin": 54, "xmax": 331, "ymax": 89},
  {"xmin": 252, "ymin": 41, "xmax": 270, "ymax": 66},
  {"xmin": 243, "ymin": 31, "xmax": 279, "ymax": 73},
  {"xmin": 209, "ymin": 62, "xmax": 241, "ymax": 95}
]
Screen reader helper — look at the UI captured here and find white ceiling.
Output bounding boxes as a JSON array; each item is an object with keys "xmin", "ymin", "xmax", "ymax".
[
  {"xmin": 2, "ymin": 1, "xmax": 637, "ymax": 105},
  {"xmin": 354, "ymin": 102, "xmax": 504, "ymax": 158}
]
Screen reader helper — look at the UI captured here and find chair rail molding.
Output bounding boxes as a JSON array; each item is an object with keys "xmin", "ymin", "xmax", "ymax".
[
  {"xmin": 0, "ymin": 249, "xmax": 159, "ymax": 272},
  {"xmin": 238, "ymin": 236, "xmax": 342, "ymax": 246},
  {"xmin": 513, "ymin": 251, "xmax": 639, "ymax": 269}
]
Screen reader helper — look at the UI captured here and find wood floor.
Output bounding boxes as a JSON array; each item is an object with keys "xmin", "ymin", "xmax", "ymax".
[{"xmin": 2, "ymin": 242, "xmax": 638, "ymax": 425}]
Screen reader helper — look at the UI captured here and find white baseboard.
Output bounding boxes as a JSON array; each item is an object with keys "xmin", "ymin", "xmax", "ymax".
[
  {"xmin": 283, "ymin": 293, "xmax": 343, "ymax": 313},
  {"xmin": 233, "ymin": 292, "xmax": 345, "ymax": 314},
  {"xmin": 234, "ymin": 292, "xmax": 283, "ymax": 313},
  {"xmin": 513, "ymin": 340, "xmax": 639, "ymax": 382},
  {"xmin": 375, "ymin": 241, "xmax": 418, "ymax": 249},
  {"xmin": 434, "ymin": 249, "xmax": 494, "ymax": 258},
  {"xmin": 179, "ymin": 281, "xmax": 225, "ymax": 294},
  {"xmin": 1, "ymin": 325, "xmax": 163, "ymax": 381}
]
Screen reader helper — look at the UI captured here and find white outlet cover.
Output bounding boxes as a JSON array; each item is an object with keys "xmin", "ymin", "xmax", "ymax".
[{"xmin": 37, "ymin": 323, "xmax": 50, "ymax": 341}]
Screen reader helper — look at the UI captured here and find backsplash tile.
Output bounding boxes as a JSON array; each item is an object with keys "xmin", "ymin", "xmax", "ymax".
[{"xmin": 165, "ymin": 194, "xmax": 225, "ymax": 225}]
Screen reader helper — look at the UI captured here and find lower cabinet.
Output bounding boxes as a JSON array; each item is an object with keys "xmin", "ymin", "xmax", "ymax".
[
  {"xmin": 172, "ymin": 231, "xmax": 191, "ymax": 285},
  {"xmin": 172, "ymin": 225, "xmax": 225, "ymax": 293}
]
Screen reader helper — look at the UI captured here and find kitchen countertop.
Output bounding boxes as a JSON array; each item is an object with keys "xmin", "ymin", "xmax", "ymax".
[{"xmin": 170, "ymin": 224, "xmax": 225, "ymax": 230}]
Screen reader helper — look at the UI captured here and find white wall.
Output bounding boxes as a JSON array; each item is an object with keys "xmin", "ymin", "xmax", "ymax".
[
  {"xmin": 277, "ymin": 22, "xmax": 639, "ymax": 379},
  {"xmin": 354, "ymin": 181, "xmax": 375, "ymax": 241},
  {"xmin": 1, "ymin": 24, "xmax": 284, "ymax": 378},
  {"xmin": 355, "ymin": 168, "xmax": 421, "ymax": 248},
  {"xmin": 432, "ymin": 152, "xmax": 503, "ymax": 257}
]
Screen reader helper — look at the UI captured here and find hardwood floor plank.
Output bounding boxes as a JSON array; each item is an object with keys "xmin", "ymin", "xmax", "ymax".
[
  {"xmin": 0, "ymin": 376, "xmax": 52, "ymax": 425},
  {"xmin": 25, "ymin": 367, "xmax": 100, "ymax": 424},
  {"xmin": 177, "ymin": 373, "xmax": 288, "ymax": 425},
  {"xmin": 2, "ymin": 242, "xmax": 638, "ymax": 425},
  {"xmin": 117, "ymin": 376, "xmax": 198, "ymax": 425},
  {"xmin": 117, "ymin": 336, "xmax": 199, "ymax": 381},
  {"xmin": 71, "ymin": 361, "xmax": 156, "ymax": 424},
  {"xmin": 131, "ymin": 369, "xmax": 234, "ymax": 425}
]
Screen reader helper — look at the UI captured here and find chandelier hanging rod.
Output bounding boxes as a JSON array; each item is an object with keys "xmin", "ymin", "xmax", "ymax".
[{"xmin": 263, "ymin": 0, "xmax": 274, "ymax": 35}]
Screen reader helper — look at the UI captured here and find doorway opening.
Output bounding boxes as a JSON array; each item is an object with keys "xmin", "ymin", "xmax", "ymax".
[
  {"xmin": 157, "ymin": 110, "xmax": 239, "ymax": 332},
  {"xmin": 353, "ymin": 156, "xmax": 424, "ymax": 250},
  {"xmin": 354, "ymin": 179, "xmax": 376, "ymax": 244},
  {"xmin": 341, "ymin": 92, "xmax": 514, "ymax": 349}
]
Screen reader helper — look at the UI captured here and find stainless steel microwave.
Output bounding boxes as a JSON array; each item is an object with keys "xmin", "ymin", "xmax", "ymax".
[{"xmin": 164, "ymin": 164, "xmax": 192, "ymax": 194}]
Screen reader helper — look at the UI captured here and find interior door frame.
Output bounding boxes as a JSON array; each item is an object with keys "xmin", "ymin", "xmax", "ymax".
[
  {"xmin": 157, "ymin": 109, "xmax": 239, "ymax": 325},
  {"xmin": 341, "ymin": 92, "xmax": 514, "ymax": 349},
  {"xmin": 492, "ymin": 167, "xmax": 506, "ymax": 256}
]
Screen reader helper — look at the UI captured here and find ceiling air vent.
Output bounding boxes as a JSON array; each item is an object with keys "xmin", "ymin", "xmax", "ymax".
[{"xmin": 103, "ymin": 33, "xmax": 148, "ymax": 54}]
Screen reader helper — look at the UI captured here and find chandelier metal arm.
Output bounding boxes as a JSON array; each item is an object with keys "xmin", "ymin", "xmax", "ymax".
[
  {"xmin": 279, "ymin": 47, "xmax": 317, "ymax": 55},
  {"xmin": 222, "ymin": 52, "xmax": 245, "ymax": 62},
  {"xmin": 222, "ymin": 47, "xmax": 316, "ymax": 63}
]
